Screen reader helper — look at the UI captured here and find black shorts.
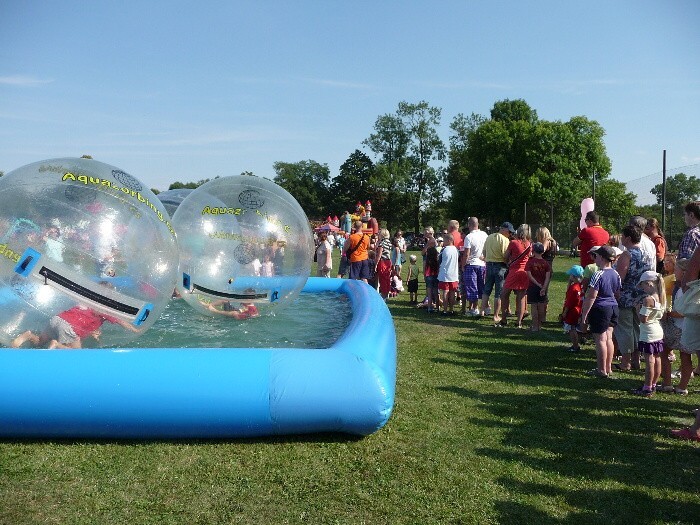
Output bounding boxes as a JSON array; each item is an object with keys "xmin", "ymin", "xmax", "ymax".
[
  {"xmin": 588, "ymin": 304, "xmax": 619, "ymax": 334},
  {"xmin": 526, "ymin": 285, "xmax": 548, "ymax": 304},
  {"xmin": 407, "ymin": 278, "xmax": 419, "ymax": 293}
]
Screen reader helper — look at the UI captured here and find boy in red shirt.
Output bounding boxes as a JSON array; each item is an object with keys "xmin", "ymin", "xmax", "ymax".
[
  {"xmin": 525, "ymin": 242, "xmax": 552, "ymax": 331},
  {"xmin": 560, "ymin": 265, "xmax": 585, "ymax": 352}
]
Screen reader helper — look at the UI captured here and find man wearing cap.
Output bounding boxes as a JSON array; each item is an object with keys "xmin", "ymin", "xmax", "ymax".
[
  {"xmin": 481, "ymin": 222, "xmax": 514, "ymax": 324},
  {"xmin": 572, "ymin": 210, "xmax": 609, "ymax": 267}
]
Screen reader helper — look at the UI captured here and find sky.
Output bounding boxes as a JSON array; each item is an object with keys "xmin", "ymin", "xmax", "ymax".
[{"xmin": 1, "ymin": 0, "xmax": 699, "ymax": 203}]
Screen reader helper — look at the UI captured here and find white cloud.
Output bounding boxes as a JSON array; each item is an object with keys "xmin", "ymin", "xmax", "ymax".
[{"xmin": 0, "ymin": 75, "xmax": 54, "ymax": 86}]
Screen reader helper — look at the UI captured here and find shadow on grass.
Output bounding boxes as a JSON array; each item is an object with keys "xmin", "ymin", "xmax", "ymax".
[
  {"xmin": 492, "ymin": 480, "xmax": 700, "ymax": 524},
  {"xmin": 431, "ymin": 330, "xmax": 700, "ymax": 522},
  {"xmin": 0, "ymin": 432, "xmax": 365, "ymax": 446}
]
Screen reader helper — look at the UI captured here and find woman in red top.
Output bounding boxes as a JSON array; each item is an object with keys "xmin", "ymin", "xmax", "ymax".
[{"xmin": 499, "ymin": 224, "xmax": 531, "ymax": 328}]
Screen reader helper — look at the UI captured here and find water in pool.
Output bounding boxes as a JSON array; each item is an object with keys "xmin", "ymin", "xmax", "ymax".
[{"xmin": 110, "ymin": 291, "xmax": 352, "ymax": 349}]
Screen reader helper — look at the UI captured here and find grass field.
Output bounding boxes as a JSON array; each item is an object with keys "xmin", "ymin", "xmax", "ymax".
[{"xmin": 1, "ymin": 253, "xmax": 699, "ymax": 524}]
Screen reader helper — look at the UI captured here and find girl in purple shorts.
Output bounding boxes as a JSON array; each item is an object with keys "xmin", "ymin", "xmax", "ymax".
[{"xmin": 631, "ymin": 270, "xmax": 667, "ymax": 397}]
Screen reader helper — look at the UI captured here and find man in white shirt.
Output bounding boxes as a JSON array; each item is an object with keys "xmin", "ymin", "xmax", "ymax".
[
  {"xmin": 460, "ymin": 217, "xmax": 489, "ymax": 316},
  {"xmin": 437, "ymin": 234, "xmax": 460, "ymax": 315}
]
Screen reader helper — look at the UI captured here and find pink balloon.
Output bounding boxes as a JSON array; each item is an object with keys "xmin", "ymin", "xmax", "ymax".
[{"xmin": 580, "ymin": 198, "xmax": 595, "ymax": 230}]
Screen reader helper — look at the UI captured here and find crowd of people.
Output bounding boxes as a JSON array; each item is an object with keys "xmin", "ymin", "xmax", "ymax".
[{"xmin": 318, "ymin": 206, "xmax": 700, "ymax": 443}]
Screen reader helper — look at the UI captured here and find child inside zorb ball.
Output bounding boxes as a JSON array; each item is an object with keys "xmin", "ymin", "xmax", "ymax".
[
  {"xmin": 0, "ymin": 158, "xmax": 179, "ymax": 348},
  {"xmin": 172, "ymin": 175, "xmax": 314, "ymax": 318}
]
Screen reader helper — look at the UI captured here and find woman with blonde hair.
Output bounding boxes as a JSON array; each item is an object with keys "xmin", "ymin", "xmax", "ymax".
[
  {"xmin": 535, "ymin": 226, "xmax": 557, "ymax": 264},
  {"xmin": 499, "ymin": 224, "xmax": 532, "ymax": 328}
]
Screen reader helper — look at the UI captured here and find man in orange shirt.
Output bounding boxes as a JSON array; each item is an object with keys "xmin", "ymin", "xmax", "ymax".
[
  {"xmin": 347, "ymin": 220, "xmax": 371, "ymax": 283},
  {"xmin": 572, "ymin": 210, "xmax": 609, "ymax": 267}
]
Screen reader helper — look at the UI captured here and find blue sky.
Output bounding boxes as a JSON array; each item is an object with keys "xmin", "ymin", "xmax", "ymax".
[{"xmin": 1, "ymin": 0, "xmax": 698, "ymax": 201}]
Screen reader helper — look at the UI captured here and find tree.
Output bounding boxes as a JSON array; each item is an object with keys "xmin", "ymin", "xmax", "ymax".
[
  {"xmin": 329, "ymin": 150, "xmax": 377, "ymax": 214},
  {"xmin": 398, "ymin": 101, "xmax": 447, "ymax": 233},
  {"xmin": 168, "ymin": 179, "xmax": 211, "ymax": 190},
  {"xmin": 364, "ymin": 101, "xmax": 446, "ymax": 232},
  {"xmin": 363, "ymin": 113, "xmax": 411, "ymax": 230},
  {"xmin": 272, "ymin": 160, "xmax": 331, "ymax": 219},
  {"xmin": 650, "ymin": 172, "xmax": 700, "ymax": 248},
  {"xmin": 446, "ymin": 99, "xmax": 612, "ymax": 230},
  {"xmin": 593, "ymin": 179, "xmax": 638, "ymax": 234}
]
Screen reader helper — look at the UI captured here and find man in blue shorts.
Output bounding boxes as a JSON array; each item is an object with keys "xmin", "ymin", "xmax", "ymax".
[
  {"xmin": 347, "ymin": 220, "xmax": 371, "ymax": 283},
  {"xmin": 481, "ymin": 222, "xmax": 514, "ymax": 325}
]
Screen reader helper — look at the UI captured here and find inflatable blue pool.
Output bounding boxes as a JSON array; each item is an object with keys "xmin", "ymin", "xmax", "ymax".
[{"xmin": 0, "ymin": 278, "xmax": 396, "ymax": 439}]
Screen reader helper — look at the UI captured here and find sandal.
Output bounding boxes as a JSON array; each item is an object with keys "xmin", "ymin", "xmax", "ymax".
[
  {"xmin": 587, "ymin": 368, "xmax": 608, "ymax": 378},
  {"xmin": 670, "ymin": 427, "xmax": 700, "ymax": 442},
  {"xmin": 631, "ymin": 386, "xmax": 654, "ymax": 398},
  {"xmin": 613, "ymin": 363, "xmax": 631, "ymax": 372},
  {"xmin": 656, "ymin": 385, "xmax": 675, "ymax": 393}
]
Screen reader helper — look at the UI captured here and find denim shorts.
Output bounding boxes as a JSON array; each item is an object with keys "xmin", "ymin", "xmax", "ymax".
[
  {"xmin": 483, "ymin": 262, "xmax": 507, "ymax": 297},
  {"xmin": 425, "ymin": 275, "xmax": 438, "ymax": 289}
]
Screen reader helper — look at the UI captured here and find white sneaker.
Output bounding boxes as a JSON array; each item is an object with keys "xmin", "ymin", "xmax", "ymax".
[{"xmin": 469, "ymin": 309, "xmax": 480, "ymax": 317}]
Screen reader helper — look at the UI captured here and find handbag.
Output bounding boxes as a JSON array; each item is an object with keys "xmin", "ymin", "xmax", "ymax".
[{"xmin": 674, "ymin": 279, "xmax": 700, "ymax": 317}]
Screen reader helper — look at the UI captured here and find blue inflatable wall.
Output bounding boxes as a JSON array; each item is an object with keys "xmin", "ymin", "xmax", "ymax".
[{"xmin": 0, "ymin": 278, "xmax": 396, "ymax": 439}]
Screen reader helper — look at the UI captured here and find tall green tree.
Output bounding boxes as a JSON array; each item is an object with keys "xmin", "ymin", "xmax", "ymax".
[
  {"xmin": 446, "ymin": 99, "xmax": 612, "ymax": 229},
  {"xmin": 594, "ymin": 178, "xmax": 638, "ymax": 234},
  {"xmin": 650, "ymin": 172, "xmax": 700, "ymax": 248},
  {"xmin": 329, "ymin": 150, "xmax": 377, "ymax": 214},
  {"xmin": 363, "ymin": 113, "xmax": 411, "ymax": 230},
  {"xmin": 273, "ymin": 160, "xmax": 331, "ymax": 220},
  {"xmin": 364, "ymin": 101, "xmax": 446, "ymax": 232},
  {"xmin": 398, "ymin": 101, "xmax": 447, "ymax": 233}
]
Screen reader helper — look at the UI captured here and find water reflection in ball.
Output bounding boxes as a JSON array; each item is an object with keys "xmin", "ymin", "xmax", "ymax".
[
  {"xmin": 172, "ymin": 175, "xmax": 314, "ymax": 318},
  {"xmin": 0, "ymin": 158, "xmax": 179, "ymax": 348}
]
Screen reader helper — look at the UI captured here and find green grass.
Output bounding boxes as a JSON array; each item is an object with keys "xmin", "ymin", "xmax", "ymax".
[{"xmin": 1, "ymin": 254, "xmax": 699, "ymax": 524}]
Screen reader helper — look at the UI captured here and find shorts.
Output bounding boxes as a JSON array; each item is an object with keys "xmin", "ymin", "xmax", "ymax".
[
  {"xmin": 49, "ymin": 315, "xmax": 79, "ymax": 345},
  {"xmin": 462, "ymin": 265, "xmax": 485, "ymax": 302},
  {"xmin": 527, "ymin": 285, "xmax": 548, "ymax": 304},
  {"xmin": 588, "ymin": 304, "xmax": 618, "ymax": 335},
  {"xmin": 616, "ymin": 307, "xmax": 640, "ymax": 355},
  {"xmin": 425, "ymin": 275, "xmax": 438, "ymax": 289},
  {"xmin": 407, "ymin": 278, "xmax": 419, "ymax": 293},
  {"xmin": 483, "ymin": 262, "xmax": 507, "ymax": 297},
  {"xmin": 438, "ymin": 281, "xmax": 459, "ymax": 291},
  {"xmin": 349, "ymin": 259, "xmax": 371, "ymax": 281},
  {"xmin": 638, "ymin": 340, "xmax": 664, "ymax": 355}
]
